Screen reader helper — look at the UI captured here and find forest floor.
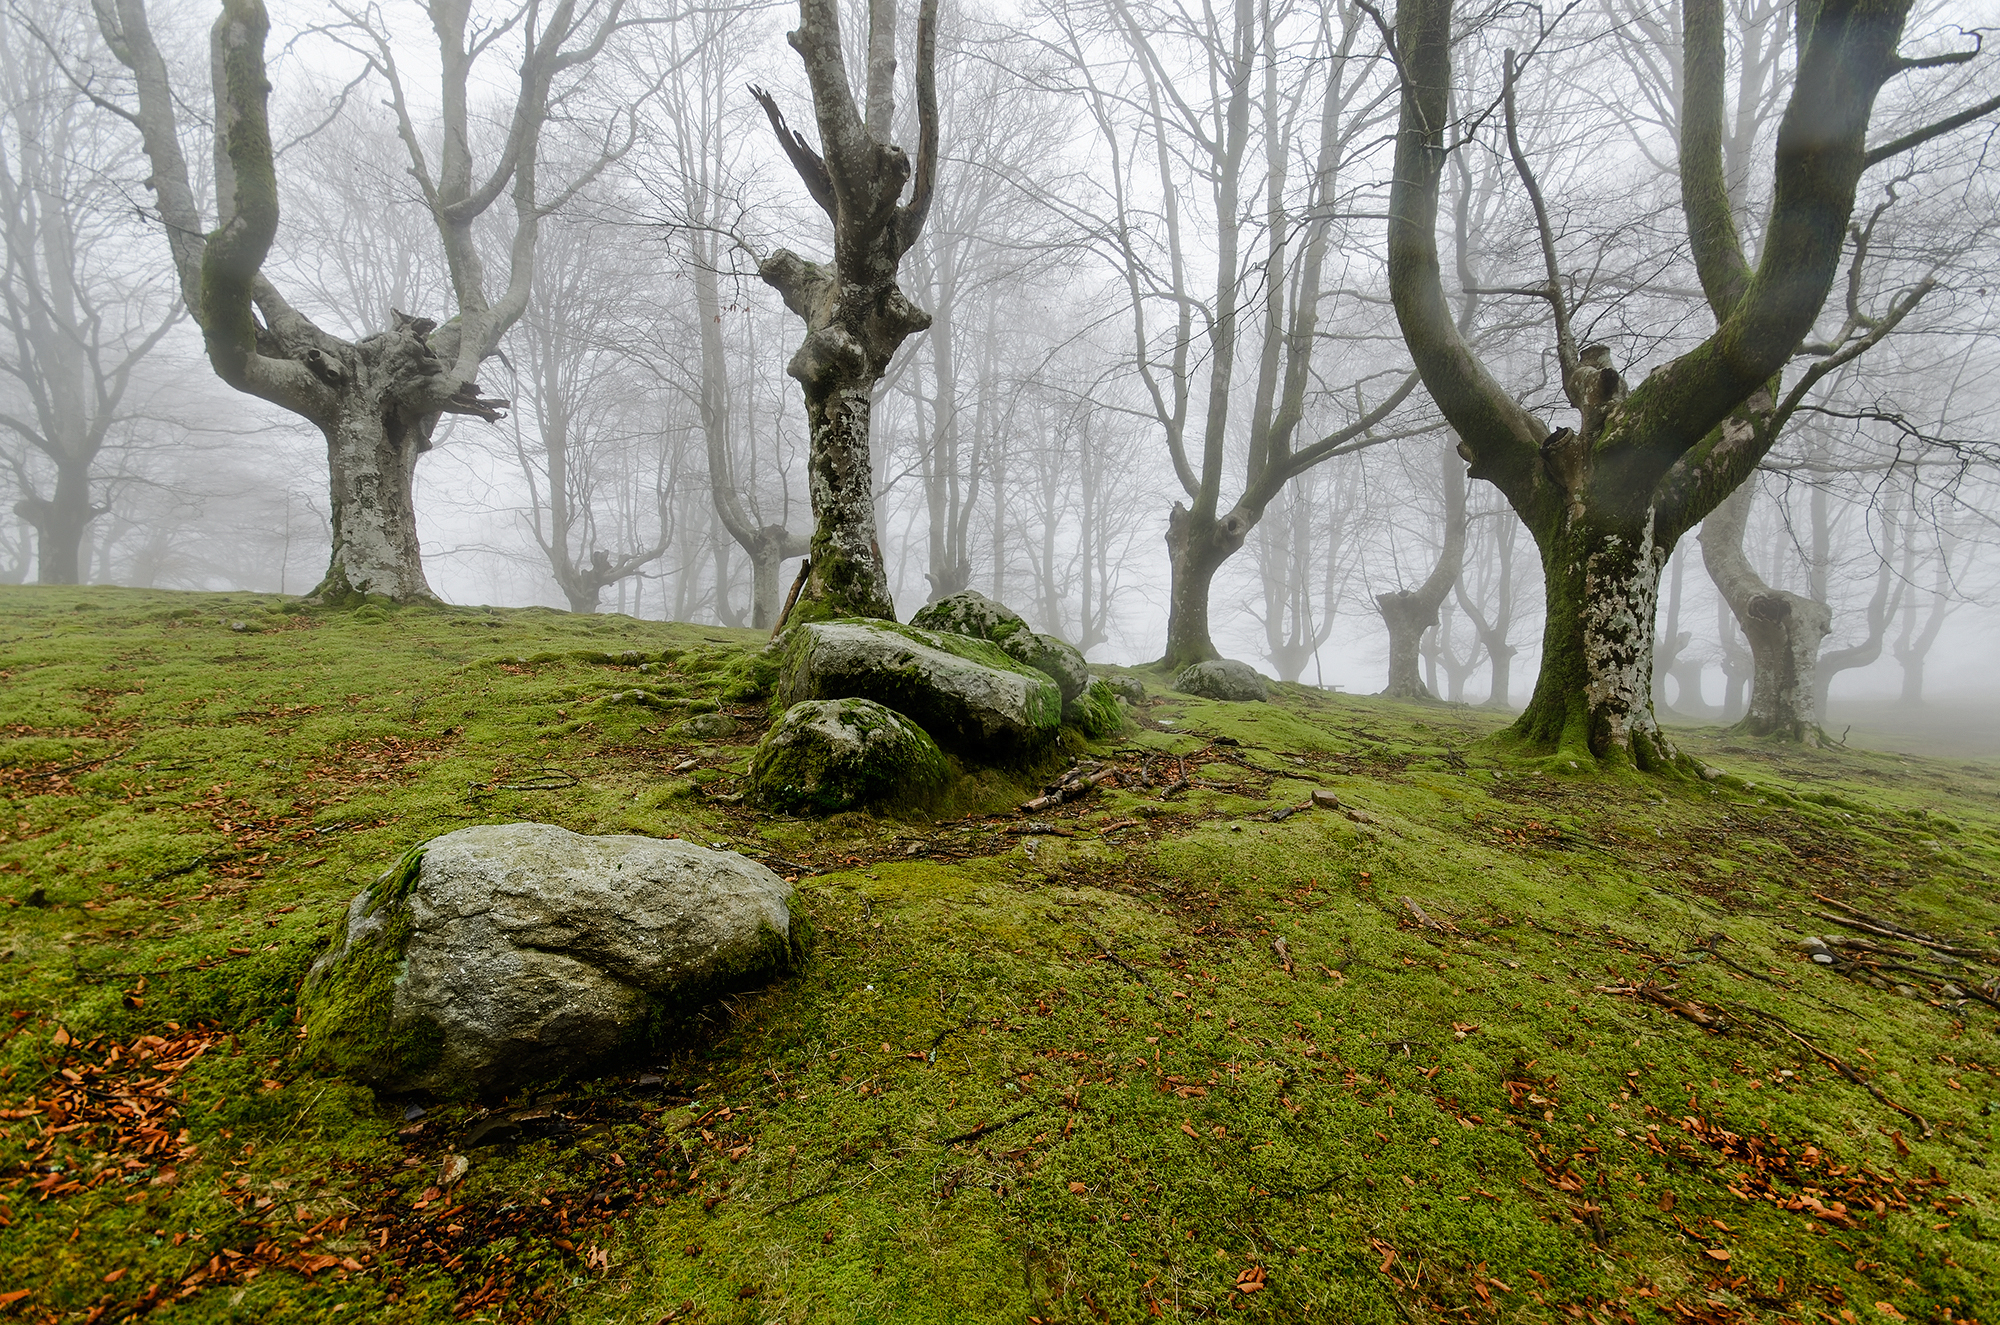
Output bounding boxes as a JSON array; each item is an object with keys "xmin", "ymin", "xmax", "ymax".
[{"xmin": 2, "ymin": 584, "xmax": 1997, "ymax": 1325}]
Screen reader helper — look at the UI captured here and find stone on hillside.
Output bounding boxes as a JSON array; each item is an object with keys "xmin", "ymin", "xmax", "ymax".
[
  {"xmin": 1175, "ymin": 659, "xmax": 1269, "ymax": 702},
  {"xmin": 751, "ymin": 698, "xmax": 949, "ymax": 814},
  {"xmin": 909, "ymin": 590, "xmax": 1026, "ymax": 642},
  {"xmin": 1001, "ymin": 630, "xmax": 1090, "ymax": 703},
  {"xmin": 301, "ymin": 824, "xmax": 795, "ymax": 1095},
  {"xmin": 776, "ymin": 620, "xmax": 1061, "ymax": 757},
  {"xmin": 911, "ymin": 590, "xmax": 1089, "ymax": 704},
  {"xmin": 1065, "ymin": 677, "xmax": 1124, "ymax": 739},
  {"xmin": 1099, "ymin": 673, "xmax": 1147, "ymax": 704},
  {"xmin": 675, "ymin": 711, "xmax": 740, "ymax": 740}
]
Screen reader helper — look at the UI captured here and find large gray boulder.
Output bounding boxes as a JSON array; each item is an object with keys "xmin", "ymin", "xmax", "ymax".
[
  {"xmin": 776, "ymin": 619, "xmax": 1061, "ymax": 758},
  {"xmin": 751, "ymin": 698, "xmax": 949, "ymax": 814},
  {"xmin": 911, "ymin": 590, "xmax": 1090, "ymax": 705},
  {"xmin": 1175, "ymin": 659, "xmax": 1269, "ymax": 702},
  {"xmin": 301, "ymin": 824, "xmax": 795, "ymax": 1095}
]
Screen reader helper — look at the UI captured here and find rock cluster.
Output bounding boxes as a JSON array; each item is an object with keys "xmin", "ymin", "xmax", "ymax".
[{"xmin": 750, "ymin": 592, "xmax": 1127, "ymax": 813}]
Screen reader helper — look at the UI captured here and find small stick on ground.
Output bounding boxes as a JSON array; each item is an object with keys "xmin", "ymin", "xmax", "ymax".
[
  {"xmin": 1747, "ymin": 1010, "xmax": 1932, "ymax": 1137},
  {"xmin": 1089, "ymin": 935, "xmax": 1158, "ymax": 1004}
]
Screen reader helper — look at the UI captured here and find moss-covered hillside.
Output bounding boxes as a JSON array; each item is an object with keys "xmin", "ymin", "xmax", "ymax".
[{"xmin": 2, "ymin": 584, "xmax": 1997, "ymax": 1324}]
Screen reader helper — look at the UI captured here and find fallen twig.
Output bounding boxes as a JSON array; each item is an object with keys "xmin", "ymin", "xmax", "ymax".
[
  {"xmin": 1745, "ymin": 1010, "xmax": 1931, "ymax": 1138},
  {"xmin": 1400, "ymin": 895, "xmax": 1453, "ymax": 934},
  {"xmin": 1088, "ymin": 935, "xmax": 1158, "ymax": 1004},
  {"xmin": 1812, "ymin": 895, "xmax": 2000, "ymax": 965},
  {"xmin": 936, "ymin": 1107, "xmax": 1035, "ymax": 1147}
]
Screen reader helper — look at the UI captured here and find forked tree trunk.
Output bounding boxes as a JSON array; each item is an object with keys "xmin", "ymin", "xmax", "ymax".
[
  {"xmin": 1161, "ymin": 503, "xmax": 1246, "ymax": 671},
  {"xmin": 1385, "ymin": 0, "xmax": 1914, "ymax": 768}
]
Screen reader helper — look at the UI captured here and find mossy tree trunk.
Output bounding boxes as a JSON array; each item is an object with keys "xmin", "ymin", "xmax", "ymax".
[
  {"xmin": 1386, "ymin": 0, "xmax": 1924, "ymax": 767},
  {"xmin": 752, "ymin": 0, "xmax": 941, "ymax": 627}
]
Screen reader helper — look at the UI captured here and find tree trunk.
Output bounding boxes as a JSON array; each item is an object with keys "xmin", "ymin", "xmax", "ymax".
[
  {"xmin": 1161, "ymin": 502, "xmax": 1244, "ymax": 671},
  {"xmin": 1377, "ymin": 591, "xmax": 1438, "ymax": 699},
  {"xmin": 16, "ymin": 462, "xmax": 101, "ymax": 585},
  {"xmin": 1699, "ymin": 481, "xmax": 1829, "ymax": 741},
  {"xmin": 1512, "ymin": 514, "xmax": 1675, "ymax": 766},
  {"xmin": 1376, "ymin": 440, "xmax": 1467, "ymax": 699},
  {"xmin": 752, "ymin": 0, "xmax": 939, "ymax": 628},
  {"xmin": 313, "ymin": 368, "xmax": 437, "ymax": 604},
  {"xmin": 1484, "ymin": 641, "xmax": 1514, "ymax": 709}
]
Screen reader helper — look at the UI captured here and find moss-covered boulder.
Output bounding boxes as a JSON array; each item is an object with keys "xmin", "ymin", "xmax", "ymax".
[
  {"xmin": 751, "ymin": 698, "xmax": 950, "ymax": 814},
  {"xmin": 911, "ymin": 591, "xmax": 1090, "ymax": 704},
  {"xmin": 776, "ymin": 620, "xmax": 1061, "ymax": 759},
  {"xmin": 909, "ymin": 590, "xmax": 1026, "ymax": 642},
  {"xmin": 1099, "ymin": 673, "xmax": 1147, "ymax": 704},
  {"xmin": 1175, "ymin": 659, "xmax": 1269, "ymax": 702},
  {"xmin": 1065, "ymin": 677, "xmax": 1125, "ymax": 739},
  {"xmin": 300, "ymin": 824, "xmax": 795, "ymax": 1096}
]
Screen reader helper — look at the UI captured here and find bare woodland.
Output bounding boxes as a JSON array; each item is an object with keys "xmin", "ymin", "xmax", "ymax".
[{"xmin": 1, "ymin": 0, "xmax": 1997, "ymax": 758}]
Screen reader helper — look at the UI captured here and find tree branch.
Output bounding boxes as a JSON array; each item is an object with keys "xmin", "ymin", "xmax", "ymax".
[
  {"xmin": 749, "ymin": 84, "xmax": 835, "ymax": 217},
  {"xmin": 1863, "ymin": 90, "xmax": 2000, "ymax": 165}
]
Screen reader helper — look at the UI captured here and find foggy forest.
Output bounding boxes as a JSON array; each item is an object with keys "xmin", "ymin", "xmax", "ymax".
[{"xmin": 4, "ymin": 0, "xmax": 2000, "ymax": 1318}]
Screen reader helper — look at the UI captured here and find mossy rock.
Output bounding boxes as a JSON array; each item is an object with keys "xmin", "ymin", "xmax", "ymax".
[
  {"xmin": 911, "ymin": 591, "xmax": 1089, "ymax": 703},
  {"xmin": 909, "ymin": 590, "xmax": 1028, "ymax": 644},
  {"xmin": 1175, "ymin": 658, "xmax": 1269, "ymax": 702},
  {"xmin": 750, "ymin": 698, "xmax": 950, "ymax": 815},
  {"xmin": 775, "ymin": 619, "xmax": 1061, "ymax": 760},
  {"xmin": 299, "ymin": 825, "xmax": 797, "ymax": 1096},
  {"xmin": 675, "ymin": 712, "xmax": 741, "ymax": 740},
  {"xmin": 1065, "ymin": 677, "xmax": 1125, "ymax": 739}
]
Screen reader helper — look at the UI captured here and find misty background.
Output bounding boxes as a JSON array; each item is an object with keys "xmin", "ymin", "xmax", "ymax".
[{"xmin": 3, "ymin": 0, "xmax": 1995, "ymax": 743}]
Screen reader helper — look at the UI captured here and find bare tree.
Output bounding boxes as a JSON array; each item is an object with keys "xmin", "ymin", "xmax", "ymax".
[
  {"xmin": 0, "ymin": 1, "xmax": 179, "ymax": 583},
  {"xmin": 750, "ymin": 0, "xmax": 940, "ymax": 625},
  {"xmin": 1384, "ymin": 0, "xmax": 1981, "ymax": 766},
  {"xmin": 1376, "ymin": 435, "xmax": 1466, "ymax": 697},
  {"xmin": 92, "ymin": 0, "xmax": 637, "ymax": 603},
  {"xmin": 508, "ymin": 217, "xmax": 670, "ymax": 613},
  {"xmin": 1055, "ymin": 0, "xmax": 1415, "ymax": 670},
  {"xmin": 1455, "ymin": 499, "xmax": 1525, "ymax": 708}
]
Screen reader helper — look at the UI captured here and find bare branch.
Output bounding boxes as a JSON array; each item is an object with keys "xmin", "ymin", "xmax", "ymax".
[
  {"xmin": 749, "ymin": 83, "xmax": 835, "ymax": 216},
  {"xmin": 1864, "ymin": 90, "xmax": 2000, "ymax": 166}
]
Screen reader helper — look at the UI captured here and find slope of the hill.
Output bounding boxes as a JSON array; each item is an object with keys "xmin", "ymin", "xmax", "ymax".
[{"xmin": 1, "ymin": 585, "xmax": 1995, "ymax": 1324}]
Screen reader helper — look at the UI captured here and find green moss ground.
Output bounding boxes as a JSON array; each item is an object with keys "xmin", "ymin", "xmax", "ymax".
[{"xmin": 2, "ymin": 584, "xmax": 1997, "ymax": 1323}]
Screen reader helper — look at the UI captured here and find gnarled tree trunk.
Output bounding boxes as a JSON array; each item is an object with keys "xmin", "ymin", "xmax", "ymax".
[
  {"xmin": 1387, "ymin": 0, "xmax": 1920, "ymax": 768},
  {"xmin": 753, "ymin": 0, "xmax": 940, "ymax": 626}
]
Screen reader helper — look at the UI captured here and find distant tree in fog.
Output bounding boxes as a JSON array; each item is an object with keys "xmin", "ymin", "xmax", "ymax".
[{"xmin": 0, "ymin": 0, "xmax": 179, "ymax": 584}]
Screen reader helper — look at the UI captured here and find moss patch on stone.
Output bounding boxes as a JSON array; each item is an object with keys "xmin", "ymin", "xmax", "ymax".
[{"xmin": 751, "ymin": 697, "xmax": 951, "ymax": 815}]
